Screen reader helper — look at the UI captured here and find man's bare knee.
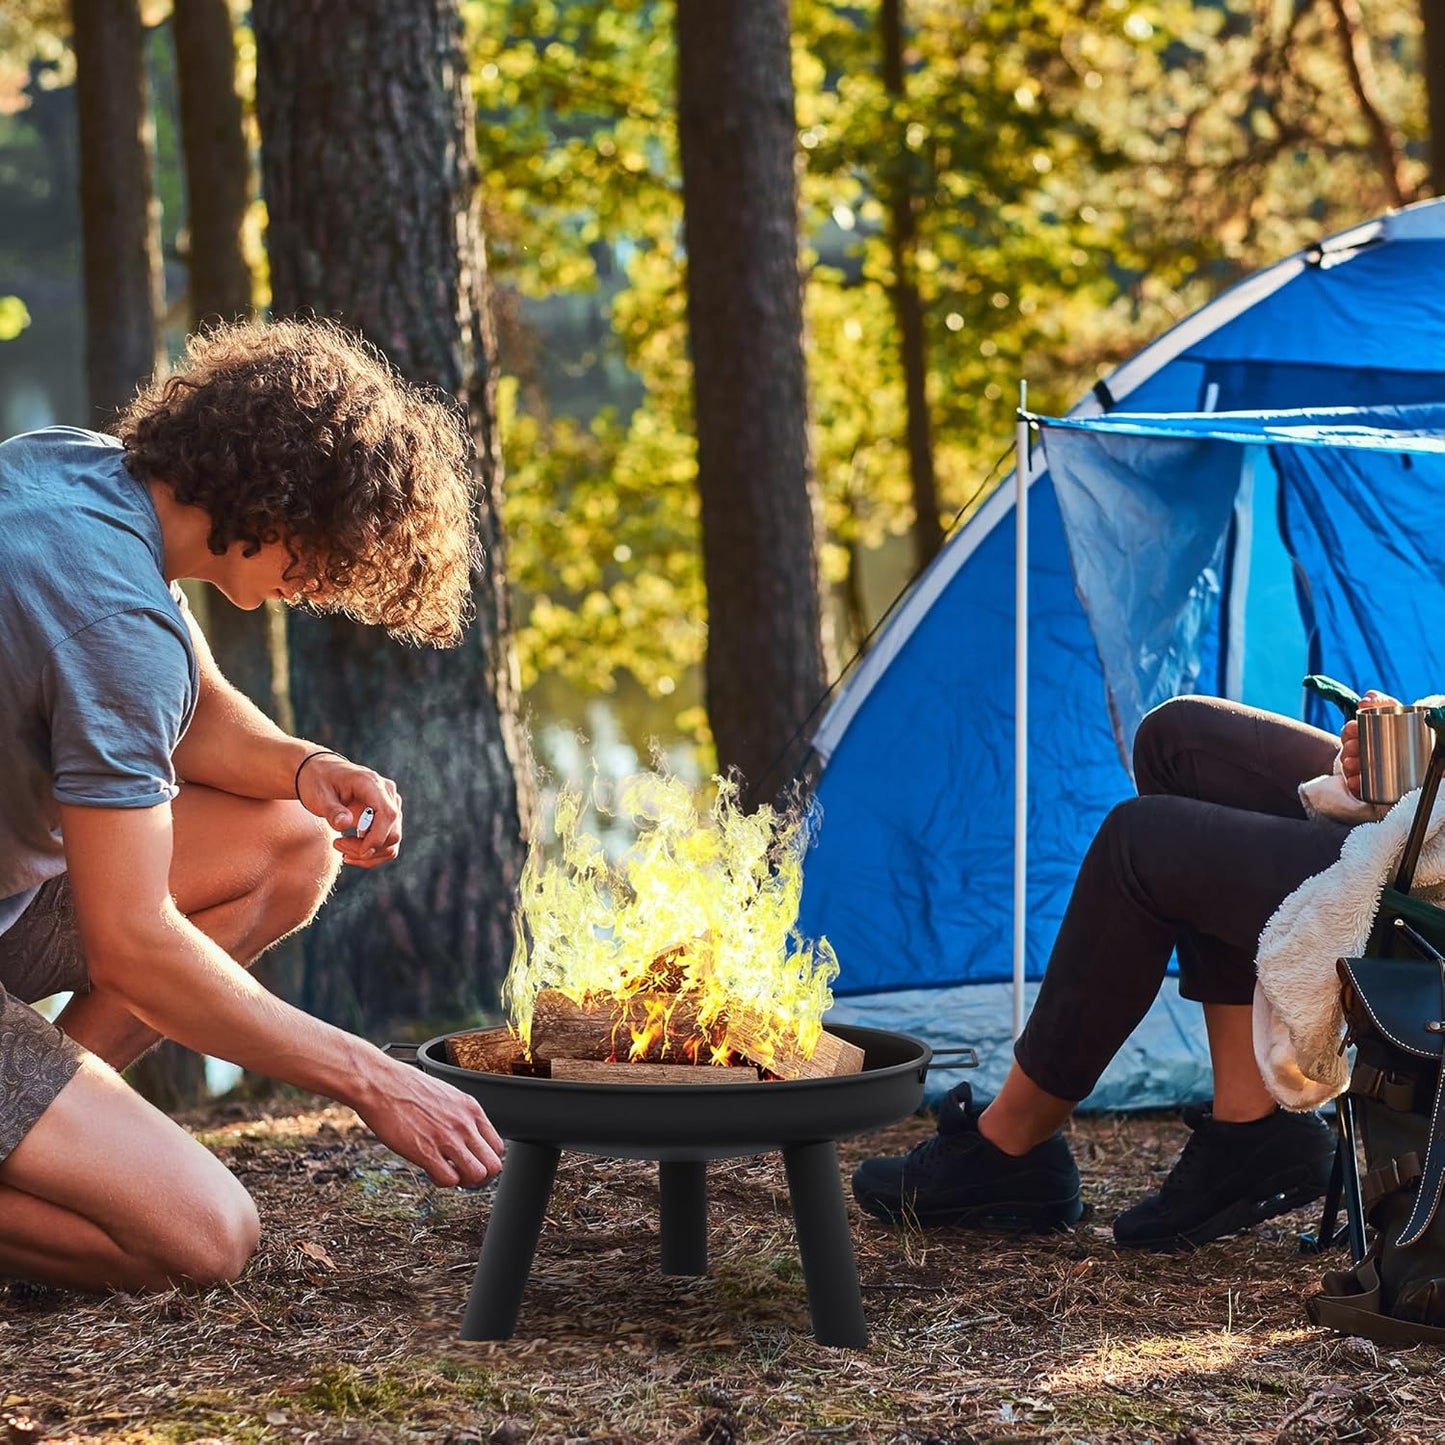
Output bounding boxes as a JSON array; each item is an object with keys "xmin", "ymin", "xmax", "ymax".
[
  {"xmin": 3, "ymin": 1060, "xmax": 262, "ymax": 1292},
  {"xmin": 147, "ymin": 1173, "xmax": 260, "ymax": 1286},
  {"xmin": 261, "ymin": 801, "xmax": 340, "ymax": 934}
]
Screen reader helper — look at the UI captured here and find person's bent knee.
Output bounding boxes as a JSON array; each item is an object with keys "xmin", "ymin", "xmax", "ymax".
[
  {"xmin": 1133, "ymin": 695, "xmax": 1206, "ymax": 783},
  {"xmin": 1090, "ymin": 795, "xmax": 1180, "ymax": 884},
  {"xmin": 262, "ymin": 801, "xmax": 339, "ymax": 932},
  {"xmin": 147, "ymin": 1177, "xmax": 260, "ymax": 1286}
]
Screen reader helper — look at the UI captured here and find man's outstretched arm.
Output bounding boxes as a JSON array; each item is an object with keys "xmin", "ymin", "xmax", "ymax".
[{"xmin": 59, "ymin": 799, "xmax": 503, "ymax": 1186}]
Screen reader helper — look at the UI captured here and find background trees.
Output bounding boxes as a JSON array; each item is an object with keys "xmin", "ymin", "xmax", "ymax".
[{"xmin": 0, "ymin": 0, "xmax": 1435, "ymax": 1053}]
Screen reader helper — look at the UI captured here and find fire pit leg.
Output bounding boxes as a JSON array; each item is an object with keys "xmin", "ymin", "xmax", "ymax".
[
  {"xmin": 460, "ymin": 1140, "xmax": 560, "ymax": 1341},
  {"xmin": 658, "ymin": 1160, "xmax": 708, "ymax": 1275},
  {"xmin": 783, "ymin": 1141, "xmax": 869, "ymax": 1348}
]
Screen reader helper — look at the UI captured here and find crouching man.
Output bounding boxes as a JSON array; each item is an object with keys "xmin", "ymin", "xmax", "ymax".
[{"xmin": 0, "ymin": 319, "xmax": 506, "ymax": 1292}]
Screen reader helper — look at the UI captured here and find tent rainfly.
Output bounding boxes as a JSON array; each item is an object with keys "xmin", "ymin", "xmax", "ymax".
[{"xmin": 806, "ymin": 199, "xmax": 1445, "ymax": 1108}]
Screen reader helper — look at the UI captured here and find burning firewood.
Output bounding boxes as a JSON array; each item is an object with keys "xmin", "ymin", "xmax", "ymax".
[
  {"xmin": 549, "ymin": 1058, "xmax": 759, "ymax": 1086},
  {"xmin": 529, "ymin": 988, "xmax": 724, "ymax": 1064},
  {"xmin": 527, "ymin": 987, "xmax": 864, "ymax": 1081},
  {"xmin": 445, "ymin": 1026, "xmax": 529, "ymax": 1074},
  {"xmin": 720, "ymin": 1014, "xmax": 865, "ymax": 1081},
  {"xmin": 648, "ymin": 938, "xmax": 698, "ymax": 992},
  {"xmin": 504, "ymin": 773, "xmax": 851, "ymax": 1086}
]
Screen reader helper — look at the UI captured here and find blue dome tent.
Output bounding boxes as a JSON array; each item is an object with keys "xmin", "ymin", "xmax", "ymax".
[{"xmin": 804, "ymin": 199, "xmax": 1445, "ymax": 1108}]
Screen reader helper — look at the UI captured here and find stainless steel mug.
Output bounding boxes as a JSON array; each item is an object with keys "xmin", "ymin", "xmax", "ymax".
[{"xmin": 1358, "ymin": 705, "xmax": 1431, "ymax": 805}]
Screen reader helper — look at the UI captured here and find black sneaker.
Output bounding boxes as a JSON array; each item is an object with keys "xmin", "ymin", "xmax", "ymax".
[
  {"xmin": 1113, "ymin": 1102, "xmax": 1336, "ymax": 1251},
  {"xmin": 851, "ymin": 1083, "xmax": 1084, "ymax": 1230}
]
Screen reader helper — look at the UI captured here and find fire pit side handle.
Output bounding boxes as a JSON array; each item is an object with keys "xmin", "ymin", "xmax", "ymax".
[{"xmin": 926, "ymin": 1046, "xmax": 979, "ymax": 1072}]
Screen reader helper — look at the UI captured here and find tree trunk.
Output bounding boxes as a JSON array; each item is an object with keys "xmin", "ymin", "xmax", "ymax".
[
  {"xmin": 73, "ymin": 0, "xmax": 201, "ymax": 1108},
  {"xmin": 71, "ymin": 0, "xmax": 164, "ymax": 422},
  {"xmin": 172, "ymin": 0, "xmax": 252, "ymax": 326},
  {"xmin": 1423, "ymin": 0, "xmax": 1445, "ymax": 194},
  {"xmin": 172, "ymin": 0, "xmax": 278, "ymax": 720},
  {"xmin": 127, "ymin": 1046, "xmax": 208, "ymax": 1111},
  {"xmin": 253, "ymin": 0, "xmax": 529, "ymax": 1036},
  {"xmin": 880, "ymin": 0, "xmax": 943, "ymax": 568},
  {"xmin": 675, "ymin": 0, "xmax": 828, "ymax": 801}
]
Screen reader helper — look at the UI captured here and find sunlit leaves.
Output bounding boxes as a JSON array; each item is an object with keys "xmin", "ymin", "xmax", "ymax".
[
  {"xmin": 475, "ymin": 0, "xmax": 1427, "ymax": 706},
  {"xmin": 0, "ymin": 294, "xmax": 30, "ymax": 340},
  {"xmin": 0, "ymin": 0, "xmax": 73, "ymax": 113}
]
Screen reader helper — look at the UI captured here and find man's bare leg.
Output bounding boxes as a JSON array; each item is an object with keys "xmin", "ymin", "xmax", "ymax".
[
  {"xmin": 0, "ymin": 1057, "xmax": 259, "ymax": 1290},
  {"xmin": 58, "ymin": 784, "xmax": 339, "ymax": 1068},
  {"xmin": 0, "ymin": 785, "xmax": 334, "ymax": 1290}
]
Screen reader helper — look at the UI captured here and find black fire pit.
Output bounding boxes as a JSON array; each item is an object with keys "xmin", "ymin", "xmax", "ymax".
[{"xmin": 405, "ymin": 1023, "xmax": 952, "ymax": 1348}]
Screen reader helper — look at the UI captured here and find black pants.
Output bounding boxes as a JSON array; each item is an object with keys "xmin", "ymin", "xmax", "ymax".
[{"xmin": 1013, "ymin": 695, "xmax": 1352, "ymax": 1103}]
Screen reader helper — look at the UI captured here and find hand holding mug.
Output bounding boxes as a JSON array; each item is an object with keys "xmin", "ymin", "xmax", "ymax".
[{"xmin": 1341, "ymin": 690, "xmax": 1400, "ymax": 799}]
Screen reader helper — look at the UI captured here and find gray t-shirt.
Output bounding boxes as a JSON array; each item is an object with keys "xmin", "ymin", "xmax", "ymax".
[{"xmin": 0, "ymin": 427, "xmax": 199, "ymax": 936}]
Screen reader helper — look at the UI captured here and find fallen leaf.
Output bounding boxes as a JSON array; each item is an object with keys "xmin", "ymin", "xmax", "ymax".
[{"xmin": 295, "ymin": 1240, "xmax": 338, "ymax": 1270}]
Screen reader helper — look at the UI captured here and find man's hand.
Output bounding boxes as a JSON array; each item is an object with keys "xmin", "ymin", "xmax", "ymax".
[
  {"xmin": 1341, "ymin": 689, "xmax": 1401, "ymax": 798},
  {"xmin": 297, "ymin": 754, "xmax": 402, "ymax": 868},
  {"xmin": 355, "ymin": 1052, "xmax": 505, "ymax": 1186}
]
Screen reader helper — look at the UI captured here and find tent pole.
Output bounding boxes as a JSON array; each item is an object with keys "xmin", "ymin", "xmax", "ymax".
[{"xmin": 1013, "ymin": 386, "xmax": 1029, "ymax": 1042}]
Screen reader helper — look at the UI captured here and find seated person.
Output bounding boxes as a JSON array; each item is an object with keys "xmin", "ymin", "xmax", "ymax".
[
  {"xmin": 851, "ymin": 693, "xmax": 1385, "ymax": 1249},
  {"xmin": 0, "ymin": 319, "xmax": 505, "ymax": 1292}
]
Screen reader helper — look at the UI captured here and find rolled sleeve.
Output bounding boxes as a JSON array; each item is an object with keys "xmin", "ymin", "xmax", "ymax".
[{"xmin": 42, "ymin": 610, "xmax": 198, "ymax": 809}]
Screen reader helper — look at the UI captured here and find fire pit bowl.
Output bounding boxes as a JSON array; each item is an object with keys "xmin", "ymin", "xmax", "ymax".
[
  {"xmin": 404, "ymin": 1024, "xmax": 946, "ymax": 1348},
  {"xmin": 417, "ymin": 1022, "xmax": 931, "ymax": 1160}
]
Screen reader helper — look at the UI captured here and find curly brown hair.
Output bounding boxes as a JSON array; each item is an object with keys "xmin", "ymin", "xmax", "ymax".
[{"xmin": 116, "ymin": 318, "xmax": 479, "ymax": 647}]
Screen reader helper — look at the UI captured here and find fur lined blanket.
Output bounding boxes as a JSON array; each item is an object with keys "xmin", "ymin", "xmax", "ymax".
[{"xmin": 1254, "ymin": 787, "xmax": 1445, "ymax": 1108}]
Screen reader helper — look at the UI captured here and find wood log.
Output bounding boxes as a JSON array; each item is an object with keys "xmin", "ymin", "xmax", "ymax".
[
  {"xmin": 645, "ymin": 934, "xmax": 713, "ymax": 991},
  {"xmin": 526, "ymin": 989, "xmax": 863, "ymax": 1079},
  {"xmin": 529, "ymin": 988, "xmax": 723, "ymax": 1063},
  {"xmin": 446, "ymin": 1026, "xmax": 528, "ymax": 1074},
  {"xmin": 721, "ymin": 1015, "xmax": 865, "ymax": 1081},
  {"xmin": 549, "ymin": 1058, "xmax": 759, "ymax": 1086}
]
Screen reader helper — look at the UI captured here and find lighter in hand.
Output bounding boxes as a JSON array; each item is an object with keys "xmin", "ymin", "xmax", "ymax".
[{"xmin": 343, "ymin": 806, "xmax": 375, "ymax": 839}]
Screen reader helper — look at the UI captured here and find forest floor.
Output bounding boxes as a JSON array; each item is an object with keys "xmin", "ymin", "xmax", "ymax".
[{"xmin": 3, "ymin": 1091, "xmax": 1445, "ymax": 1445}]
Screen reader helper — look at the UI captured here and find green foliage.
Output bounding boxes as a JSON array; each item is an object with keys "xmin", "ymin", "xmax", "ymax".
[
  {"xmin": 796, "ymin": 0, "xmax": 1137, "ymax": 565},
  {"xmin": 0, "ymin": 294, "xmax": 30, "ymax": 340},
  {"xmin": 476, "ymin": 0, "xmax": 1426, "ymax": 698},
  {"xmin": 466, "ymin": 0, "xmax": 677, "ymax": 296},
  {"xmin": 468, "ymin": 0, "xmax": 701, "ymax": 730},
  {"xmin": 500, "ymin": 382, "xmax": 704, "ymax": 700}
]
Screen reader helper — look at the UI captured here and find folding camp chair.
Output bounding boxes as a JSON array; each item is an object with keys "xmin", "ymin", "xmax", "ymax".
[{"xmin": 1297, "ymin": 678, "xmax": 1445, "ymax": 1342}]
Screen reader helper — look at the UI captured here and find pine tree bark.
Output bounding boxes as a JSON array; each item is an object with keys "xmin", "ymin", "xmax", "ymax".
[
  {"xmin": 675, "ymin": 0, "xmax": 828, "ymax": 800},
  {"xmin": 70, "ymin": 0, "xmax": 164, "ymax": 421},
  {"xmin": 172, "ymin": 0, "xmax": 251, "ymax": 326},
  {"xmin": 252, "ymin": 0, "xmax": 529, "ymax": 1034},
  {"xmin": 171, "ymin": 0, "xmax": 278, "ymax": 723}
]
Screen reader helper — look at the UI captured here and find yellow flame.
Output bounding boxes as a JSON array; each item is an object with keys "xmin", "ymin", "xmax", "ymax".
[{"xmin": 502, "ymin": 773, "xmax": 839, "ymax": 1065}]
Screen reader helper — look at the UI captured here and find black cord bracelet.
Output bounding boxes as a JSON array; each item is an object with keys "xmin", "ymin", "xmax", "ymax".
[{"xmin": 294, "ymin": 748, "xmax": 342, "ymax": 798}]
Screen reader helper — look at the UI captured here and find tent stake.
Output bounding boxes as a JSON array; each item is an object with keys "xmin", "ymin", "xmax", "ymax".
[{"xmin": 1014, "ymin": 384, "xmax": 1030, "ymax": 1041}]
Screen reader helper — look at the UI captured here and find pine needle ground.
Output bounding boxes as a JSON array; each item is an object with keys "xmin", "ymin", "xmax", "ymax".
[{"xmin": 3, "ymin": 1095, "xmax": 1444, "ymax": 1443}]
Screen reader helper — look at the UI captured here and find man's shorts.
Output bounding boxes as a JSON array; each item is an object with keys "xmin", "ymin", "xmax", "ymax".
[{"xmin": 0, "ymin": 876, "xmax": 89, "ymax": 1162}]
